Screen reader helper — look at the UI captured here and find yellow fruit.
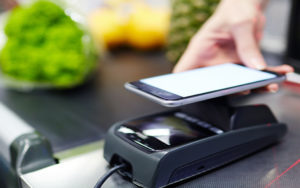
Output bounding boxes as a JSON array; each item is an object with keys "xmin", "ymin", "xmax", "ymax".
[
  {"xmin": 127, "ymin": 4, "xmax": 170, "ymax": 49},
  {"xmin": 88, "ymin": 8, "xmax": 127, "ymax": 48},
  {"xmin": 88, "ymin": 1, "xmax": 170, "ymax": 50},
  {"xmin": 107, "ymin": 0, "xmax": 137, "ymax": 7}
]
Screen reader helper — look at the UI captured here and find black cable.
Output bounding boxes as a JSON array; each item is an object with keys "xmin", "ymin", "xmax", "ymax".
[{"xmin": 94, "ymin": 164, "xmax": 127, "ymax": 188}]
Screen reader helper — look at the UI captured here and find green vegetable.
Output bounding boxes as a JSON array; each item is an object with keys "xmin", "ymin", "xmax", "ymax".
[{"xmin": 0, "ymin": 0, "xmax": 97, "ymax": 88}]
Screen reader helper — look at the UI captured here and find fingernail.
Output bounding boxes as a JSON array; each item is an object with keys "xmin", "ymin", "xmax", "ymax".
[
  {"xmin": 250, "ymin": 58, "xmax": 266, "ymax": 70},
  {"xmin": 270, "ymin": 88, "xmax": 278, "ymax": 93},
  {"xmin": 257, "ymin": 64, "xmax": 266, "ymax": 70},
  {"xmin": 268, "ymin": 83, "xmax": 279, "ymax": 93}
]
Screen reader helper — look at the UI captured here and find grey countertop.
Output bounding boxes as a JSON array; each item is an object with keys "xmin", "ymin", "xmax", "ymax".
[{"xmin": 20, "ymin": 86, "xmax": 300, "ymax": 188}]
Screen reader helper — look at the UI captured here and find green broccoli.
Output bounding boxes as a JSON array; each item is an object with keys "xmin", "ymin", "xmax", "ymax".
[{"xmin": 0, "ymin": 0, "xmax": 97, "ymax": 88}]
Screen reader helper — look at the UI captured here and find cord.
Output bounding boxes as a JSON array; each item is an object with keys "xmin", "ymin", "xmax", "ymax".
[{"xmin": 94, "ymin": 164, "xmax": 127, "ymax": 188}]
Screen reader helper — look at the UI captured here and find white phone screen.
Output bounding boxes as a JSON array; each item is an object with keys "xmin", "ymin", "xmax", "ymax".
[{"xmin": 140, "ymin": 64, "xmax": 277, "ymax": 97}]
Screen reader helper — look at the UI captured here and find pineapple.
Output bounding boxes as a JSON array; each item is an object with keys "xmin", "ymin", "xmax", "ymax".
[{"xmin": 167, "ymin": 0, "xmax": 220, "ymax": 63}]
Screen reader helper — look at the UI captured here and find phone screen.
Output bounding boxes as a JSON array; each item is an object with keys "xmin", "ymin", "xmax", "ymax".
[{"xmin": 140, "ymin": 64, "xmax": 277, "ymax": 98}]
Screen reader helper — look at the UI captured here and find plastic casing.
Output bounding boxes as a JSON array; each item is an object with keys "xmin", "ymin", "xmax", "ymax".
[{"xmin": 104, "ymin": 109, "xmax": 287, "ymax": 188}]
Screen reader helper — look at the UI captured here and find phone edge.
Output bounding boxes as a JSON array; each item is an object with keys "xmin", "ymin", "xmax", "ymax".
[{"xmin": 125, "ymin": 75, "xmax": 286, "ymax": 108}]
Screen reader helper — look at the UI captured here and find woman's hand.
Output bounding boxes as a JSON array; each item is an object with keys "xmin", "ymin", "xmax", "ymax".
[{"xmin": 173, "ymin": 0, "xmax": 293, "ymax": 92}]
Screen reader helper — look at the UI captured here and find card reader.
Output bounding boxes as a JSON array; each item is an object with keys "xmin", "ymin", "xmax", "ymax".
[{"xmin": 103, "ymin": 101, "xmax": 287, "ymax": 188}]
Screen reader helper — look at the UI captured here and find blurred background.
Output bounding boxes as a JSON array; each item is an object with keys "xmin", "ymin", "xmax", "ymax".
[{"xmin": 0, "ymin": 0, "xmax": 293, "ymax": 91}]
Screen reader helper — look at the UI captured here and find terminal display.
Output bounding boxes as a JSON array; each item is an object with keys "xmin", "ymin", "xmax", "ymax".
[{"xmin": 117, "ymin": 112, "xmax": 223, "ymax": 151}]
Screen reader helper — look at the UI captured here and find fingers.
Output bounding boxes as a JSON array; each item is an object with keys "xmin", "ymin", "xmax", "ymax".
[
  {"xmin": 266, "ymin": 64, "xmax": 294, "ymax": 74},
  {"xmin": 173, "ymin": 36, "xmax": 219, "ymax": 73},
  {"xmin": 251, "ymin": 65, "xmax": 294, "ymax": 93},
  {"xmin": 235, "ymin": 65, "xmax": 294, "ymax": 95},
  {"xmin": 235, "ymin": 90, "xmax": 251, "ymax": 96},
  {"xmin": 234, "ymin": 83, "xmax": 279, "ymax": 97},
  {"xmin": 254, "ymin": 13, "xmax": 265, "ymax": 42},
  {"xmin": 266, "ymin": 83, "xmax": 279, "ymax": 93},
  {"xmin": 232, "ymin": 20, "xmax": 266, "ymax": 70},
  {"xmin": 252, "ymin": 83, "xmax": 279, "ymax": 93}
]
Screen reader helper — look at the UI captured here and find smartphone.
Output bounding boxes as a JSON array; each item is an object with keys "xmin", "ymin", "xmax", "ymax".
[{"xmin": 125, "ymin": 63, "xmax": 286, "ymax": 107}]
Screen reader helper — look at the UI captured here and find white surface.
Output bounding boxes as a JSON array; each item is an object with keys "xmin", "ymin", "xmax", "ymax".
[
  {"xmin": 287, "ymin": 72, "xmax": 300, "ymax": 84},
  {"xmin": 141, "ymin": 64, "xmax": 276, "ymax": 97},
  {"xmin": 0, "ymin": 102, "xmax": 34, "ymax": 163},
  {"xmin": 22, "ymin": 150, "xmax": 102, "ymax": 188},
  {"xmin": 21, "ymin": 150, "xmax": 129, "ymax": 188}
]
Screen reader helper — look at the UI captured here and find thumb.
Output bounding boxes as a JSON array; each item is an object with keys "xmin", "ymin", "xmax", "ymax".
[{"xmin": 232, "ymin": 22, "xmax": 267, "ymax": 70}]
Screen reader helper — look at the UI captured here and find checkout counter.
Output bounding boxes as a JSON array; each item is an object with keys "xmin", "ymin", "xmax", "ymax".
[
  {"xmin": 1, "ymin": 0, "xmax": 300, "ymax": 187},
  {"xmin": 0, "ymin": 51, "xmax": 300, "ymax": 188}
]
